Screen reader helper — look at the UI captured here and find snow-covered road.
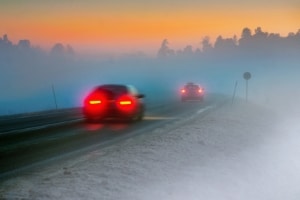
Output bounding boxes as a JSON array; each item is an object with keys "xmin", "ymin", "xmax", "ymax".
[{"xmin": 1, "ymin": 101, "xmax": 300, "ymax": 200}]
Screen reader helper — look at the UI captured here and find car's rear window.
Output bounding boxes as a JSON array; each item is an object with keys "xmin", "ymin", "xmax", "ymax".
[
  {"xmin": 95, "ymin": 85, "xmax": 128, "ymax": 99},
  {"xmin": 185, "ymin": 84, "xmax": 199, "ymax": 90}
]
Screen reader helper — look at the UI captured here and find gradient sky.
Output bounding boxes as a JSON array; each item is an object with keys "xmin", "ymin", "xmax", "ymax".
[{"xmin": 0, "ymin": 0, "xmax": 299, "ymax": 55}]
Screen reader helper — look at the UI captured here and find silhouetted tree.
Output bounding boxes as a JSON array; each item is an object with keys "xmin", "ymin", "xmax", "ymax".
[
  {"xmin": 157, "ymin": 39, "xmax": 175, "ymax": 58},
  {"xmin": 18, "ymin": 40, "xmax": 31, "ymax": 50},
  {"xmin": 201, "ymin": 36, "xmax": 213, "ymax": 53},
  {"xmin": 50, "ymin": 43, "xmax": 65, "ymax": 56},
  {"xmin": 3, "ymin": 34, "xmax": 12, "ymax": 46},
  {"xmin": 241, "ymin": 27, "xmax": 252, "ymax": 39},
  {"xmin": 66, "ymin": 44, "xmax": 75, "ymax": 55},
  {"xmin": 214, "ymin": 35, "xmax": 237, "ymax": 52},
  {"xmin": 183, "ymin": 45, "xmax": 193, "ymax": 55},
  {"xmin": 239, "ymin": 27, "xmax": 252, "ymax": 48},
  {"xmin": 181, "ymin": 45, "xmax": 193, "ymax": 56},
  {"xmin": 0, "ymin": 34, "xmax": 13, "ymax": 50}
]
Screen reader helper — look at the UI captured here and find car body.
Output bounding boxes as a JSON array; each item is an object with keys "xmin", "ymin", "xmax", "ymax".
[
  {"xmin": 83, "ymin": 84, "xmax": 145, "ymax": 122},
  {"xmin": 180, "ymin": 82, "xmax": 204, "ymax": 102}
]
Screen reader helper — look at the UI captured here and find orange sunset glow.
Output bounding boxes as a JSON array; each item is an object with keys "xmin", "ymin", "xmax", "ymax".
[{"xmin": 0, "ymin": 1, "xmax": 299, "ymax": 55}]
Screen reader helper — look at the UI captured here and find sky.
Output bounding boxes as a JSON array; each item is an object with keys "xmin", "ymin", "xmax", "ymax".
[{"xmin": 0, "ymin": 0, "xmax": 299, "ymax": 55}]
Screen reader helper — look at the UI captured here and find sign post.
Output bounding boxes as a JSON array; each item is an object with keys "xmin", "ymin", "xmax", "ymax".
[
  {"xmin": 52, "ymin": 84, "xmax": 58, "ymax": 110},
  {"xmin": 243, "ymin": 72, "xmax": 251, "ymax": 102}
]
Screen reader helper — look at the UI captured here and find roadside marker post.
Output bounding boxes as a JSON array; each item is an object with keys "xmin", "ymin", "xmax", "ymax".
[
  {"xmin": 243, "ymin": 72, "xmax": 251, "ymax": 102},
  {"xmin": 231, "ymin": 81, "xmax": 238, "ymax": 105},
  {"xmin": 52, "ymin": 84, "xmax": 58, "ymax": 110}
]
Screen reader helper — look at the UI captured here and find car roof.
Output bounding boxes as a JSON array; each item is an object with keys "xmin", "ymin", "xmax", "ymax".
[
  {"xmin": 95, "ymin": 84, "xmax": 126, "ymax": 90},
  {"xmin": 99, "ymin": 84, "xmax": 127, "ymax": 88}
]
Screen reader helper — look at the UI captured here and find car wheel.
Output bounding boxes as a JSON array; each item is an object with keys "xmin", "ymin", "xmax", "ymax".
[{"xmin": 130, "ymin": 107, "xmax": 144, "ymax": 122}]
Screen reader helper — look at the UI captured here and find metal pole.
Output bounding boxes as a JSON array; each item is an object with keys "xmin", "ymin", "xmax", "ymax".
[
  {"xmin": 246, "ymin": 80, "xmax": 248, "ymax": 102},
  {"xmin": 52, "ymin": 84, "xmax": 58, "ymax": 110},
  {"xmin": 231, "ymin": 81, "xmax": 238, "ymax": 105}
]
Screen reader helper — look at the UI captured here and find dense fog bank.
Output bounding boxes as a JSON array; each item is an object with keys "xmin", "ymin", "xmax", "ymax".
[{"xmin": 1, "ymin": 27, "xmax": 299, "ymax": 115}]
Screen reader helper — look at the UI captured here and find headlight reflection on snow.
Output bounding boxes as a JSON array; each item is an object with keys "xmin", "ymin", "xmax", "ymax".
[
  {"xmin": 107, "ymin": 123, "xmax": 129, "ymax": 131},
  {"xmin": 84, "ymin": 122, "xmax": 130, "ymax": 132},
  {"xmin": 85, "ymin": 123, "xmax": 105, "ymax": 131}
]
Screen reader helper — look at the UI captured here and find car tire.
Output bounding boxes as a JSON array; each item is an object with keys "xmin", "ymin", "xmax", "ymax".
[{"xmin": 137, "ymin": 110, "xmax": 144, "ymax": 121}]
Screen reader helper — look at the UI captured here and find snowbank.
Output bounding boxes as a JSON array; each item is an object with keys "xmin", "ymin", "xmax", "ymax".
[{"xmin": 1, "ymin": 102, "xmax": 300, "ymax": 200}]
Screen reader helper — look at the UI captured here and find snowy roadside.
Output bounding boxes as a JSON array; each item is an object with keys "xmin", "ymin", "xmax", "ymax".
[{"xmin": 1, "ymin": 101, "xmax": 300, "ymax": 200}]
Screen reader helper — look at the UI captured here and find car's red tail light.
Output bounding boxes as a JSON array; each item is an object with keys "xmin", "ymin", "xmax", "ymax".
[
  {"xmin": 89, "ymin": 100, "xmax": 102, "ymax": 105},
  {"xmin": 84, "ymin": 91, "xmax": 107, "ymax": 111},
  {"xmin": 198, "ymin": 88, "xmax": 203, "ymax": 93},
  {"xmin": 117, "ymin": 95, "xmax": 136, "ymax": 113},
  {"xmin": 119, "ymin": 100, "xmax": 132, "ymax": 105},
  {"xmin": 181, "ymin": 89, "xmax": 186, "ymax": 93}
]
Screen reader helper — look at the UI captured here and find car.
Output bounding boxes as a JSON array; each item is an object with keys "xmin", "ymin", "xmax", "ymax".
[
  {"xmin": 83, "ymin": 84, "xmax": 145, "ymax": 122},
  {"xmin": 180, "ymin": 82, "xmax": 204, "ymax": 102}
]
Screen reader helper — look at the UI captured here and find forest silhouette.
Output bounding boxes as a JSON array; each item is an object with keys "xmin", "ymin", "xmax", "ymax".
[
  {"xmin": 1, "ymin": 27, "xmax": 299, "ymax": 63},
  {"xmin": 157, "ymin": 27, "xmax": 300, "ymax": 60}
]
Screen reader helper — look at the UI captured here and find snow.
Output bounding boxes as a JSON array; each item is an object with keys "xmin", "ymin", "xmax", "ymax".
[{"xmin": 1, "ymin": 101, "xmax": 300, "ymax": 200}]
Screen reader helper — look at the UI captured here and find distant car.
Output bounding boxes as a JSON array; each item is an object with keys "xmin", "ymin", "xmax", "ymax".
[
  {"xmin": 180, "ymin": 82, "xmax": 204, "ymax": 102},
  {"xmin": 83, "ymin": 84, "xmax": 145, "ymax": 122}
]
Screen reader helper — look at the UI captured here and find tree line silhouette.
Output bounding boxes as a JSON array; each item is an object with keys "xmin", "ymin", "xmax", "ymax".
[
  {"xmin": 158, "ymin": 27, "xmax": 300, "ymax": 59},
  {"xmin": 1, "ymin": 26, "xmax": 299, "ymax": 63},
  {"xmin": 0, "ymin": 34, "xmax": 74, "ymax": 61}
]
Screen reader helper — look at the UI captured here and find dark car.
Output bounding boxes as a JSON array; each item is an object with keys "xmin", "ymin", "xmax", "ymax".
[
  {"xmin": 83, "ymin": 84, "xmax": 145, "ymax": 122},
  {"xmin": 180, "ymin": 82, "xmax": 204, "ymax": 102}
]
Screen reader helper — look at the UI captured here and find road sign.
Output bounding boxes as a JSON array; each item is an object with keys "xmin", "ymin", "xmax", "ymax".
[{"xmin": 243, "ymin": 72, "xmax": 251, "ymax": 80}]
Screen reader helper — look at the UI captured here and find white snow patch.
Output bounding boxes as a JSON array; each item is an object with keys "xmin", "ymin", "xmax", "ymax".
[{"xmin": 1, "ymin": 102, "xmax": 300, "ymax": 200}]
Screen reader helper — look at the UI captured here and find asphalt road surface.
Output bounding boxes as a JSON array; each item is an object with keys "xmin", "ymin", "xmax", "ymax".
[{"xmin": 0, "ymin": 94, "xmax": 227, "ymax": 180}]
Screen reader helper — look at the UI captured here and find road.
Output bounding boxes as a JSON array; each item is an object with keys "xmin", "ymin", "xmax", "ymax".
[{"xmin": 0, "ymin": 94, "xmax": 226, "ymax": 180}]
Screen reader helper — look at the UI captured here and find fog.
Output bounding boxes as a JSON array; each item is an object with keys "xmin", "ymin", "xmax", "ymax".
[
  {"xmin": 0, "ymin": 27, "xmax": 300, "ymax": 115},
  {"xmin": 1, "ymin": 28, "xmax": 300, "ymax": 199}
]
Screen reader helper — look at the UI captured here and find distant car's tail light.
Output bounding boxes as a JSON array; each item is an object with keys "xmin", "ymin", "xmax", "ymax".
[
  {"xmin": 181, "ymin": 89, "xmax": 186, "ymax": 93},
  {"xmin": 198, "ymin": 88, "xmax": 203, "ymax": 93},
  {"xmin": 117, "ymin": 95, "xmax": 136, "ymax": 113}
]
